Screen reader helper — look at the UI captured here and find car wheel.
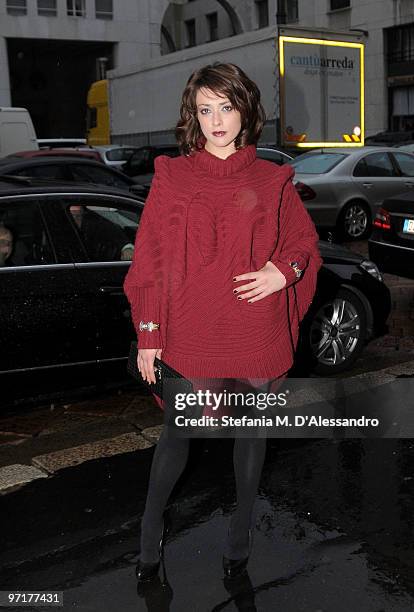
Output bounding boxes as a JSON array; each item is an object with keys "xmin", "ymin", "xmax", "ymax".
[
  {"xmin": 338, "ymin": 201, "xmax": 371, "ymax": 241},
  {"xmin": 307, "ymin": 288, "xmax": 367, "ymax": 375}
]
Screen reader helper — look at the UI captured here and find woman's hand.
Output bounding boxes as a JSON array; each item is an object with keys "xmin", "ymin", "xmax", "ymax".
[
  {"xmin": 137, "ymin": 348, "xmax": 163, "ymax": 384},
  {"xmin": 233, "ymin": 261, "xmax": 286, "ymax": 303}
]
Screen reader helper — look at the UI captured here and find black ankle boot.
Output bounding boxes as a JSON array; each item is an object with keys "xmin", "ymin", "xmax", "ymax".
[
  {"xmin": 222, "ymin": 528, "xmax": 252, "ymax": 579},
  {"xmin": 136, "ymin": 515, "xmax": 170, "ymax": 583}
]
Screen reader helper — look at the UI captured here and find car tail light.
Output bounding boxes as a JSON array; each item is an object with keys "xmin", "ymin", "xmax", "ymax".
[
  {"xmin": 373, "ymin": 207, "xmax": 391, "ymax": 230},
  {"xmin": 294, "ymin": 181, "xmax": 316, "ymax": 201}
]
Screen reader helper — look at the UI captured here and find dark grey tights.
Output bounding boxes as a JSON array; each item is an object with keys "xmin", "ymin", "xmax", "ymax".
[{"xmin": 140, "ymin": 427, "xmax": 267, "ymax": 564}]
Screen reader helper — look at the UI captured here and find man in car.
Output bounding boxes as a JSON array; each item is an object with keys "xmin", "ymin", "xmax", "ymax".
[{"xmin": 69, "ymin": 204, "xmax": 134, "ymax": 262}]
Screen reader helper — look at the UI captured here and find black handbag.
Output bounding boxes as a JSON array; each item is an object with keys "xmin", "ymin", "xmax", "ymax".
[{"xmin": 127, "ymin": 341, "xmax": 195, "ymax": 414}]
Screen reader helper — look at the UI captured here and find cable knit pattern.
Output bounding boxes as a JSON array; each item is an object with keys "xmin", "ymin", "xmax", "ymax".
[{"xmin": 123, "ymin": 143, "xmax": 323, "ymax": 378}]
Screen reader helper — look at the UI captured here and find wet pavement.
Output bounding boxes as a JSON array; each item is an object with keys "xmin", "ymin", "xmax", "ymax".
[{"xmin": 1, "ymin": 437, "xmax": 414, "ymax": 611}]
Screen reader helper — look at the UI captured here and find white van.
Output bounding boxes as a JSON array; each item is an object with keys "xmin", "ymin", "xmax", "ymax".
[{"xmin": 0, "ymin": 108, "xmax": 38, "ymax": 158}]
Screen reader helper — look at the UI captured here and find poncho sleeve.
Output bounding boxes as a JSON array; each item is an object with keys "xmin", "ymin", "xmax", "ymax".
[
  {"xmin": 270, "ymin": 165, "xmax": 323, "ymax": 322},
  {"xmin": 123, "ymin": 154, "xmax": 169, "ymax": 349}
]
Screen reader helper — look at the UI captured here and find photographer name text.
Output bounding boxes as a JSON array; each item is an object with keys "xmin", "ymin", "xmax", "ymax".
[{"xmin": 174, "ymin": 415, "xmax": 380, "ymax": 428}]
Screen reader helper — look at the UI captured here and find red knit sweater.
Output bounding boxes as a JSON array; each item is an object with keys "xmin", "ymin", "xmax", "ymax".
[{"xmin": 123, "ymin": 143, "xmax": 322, "ymax": 379}]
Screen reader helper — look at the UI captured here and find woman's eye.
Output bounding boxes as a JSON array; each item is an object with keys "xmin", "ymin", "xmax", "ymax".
[{"xmin": 199, "ymin": 106, "xmax": 232, "ymax": 114}]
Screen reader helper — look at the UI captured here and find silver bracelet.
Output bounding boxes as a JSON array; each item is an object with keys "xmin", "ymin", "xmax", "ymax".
[
  {"xmin": 290, "ymin": 261, "xmax": 303, "ymax": 278},
  {"xmin": 139, "ymin": 321, "xmax": 160, "ymax": 332}
]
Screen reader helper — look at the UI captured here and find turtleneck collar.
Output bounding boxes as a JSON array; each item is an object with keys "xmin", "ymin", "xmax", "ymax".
[{"xmin": 192, "ymin": 142, "xmax": 257, "ymax": 178}]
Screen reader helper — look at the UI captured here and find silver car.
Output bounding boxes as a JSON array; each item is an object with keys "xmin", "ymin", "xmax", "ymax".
[
  {"xmin": 289, "ymin": 146, "xmax": 414, "ymax": 240},
  {"xmin": 93, "ymin": 145, "xmax": 141, "ymax": 169},
  {"xmin": 257, "ymin": 146, "xmax": 294, "ymax": 165},
  {"xmin": 394, "ymin": 143, "xmax": 414, "ymax": 153}
]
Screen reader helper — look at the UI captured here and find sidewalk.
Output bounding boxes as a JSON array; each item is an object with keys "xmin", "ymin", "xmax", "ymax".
[{"xmin": 0, "ymin": 388, "xmax": 162, "ymax": 491}]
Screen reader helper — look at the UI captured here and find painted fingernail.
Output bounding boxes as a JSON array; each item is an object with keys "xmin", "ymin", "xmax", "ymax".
[
  {"xmin": 233, "ymin": 278, "xmax": 237, "ymax": 281},
  {"xmin": 233, "ymin": 289, "xmax": 238, "ymax": 294},
  {"xmin": 237, "ymin": 296, "xmax": 242, "ymax": 300}
]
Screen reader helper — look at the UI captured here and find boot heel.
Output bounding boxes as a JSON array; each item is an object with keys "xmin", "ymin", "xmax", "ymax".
[
  {"xmin": 222, "ymin": 528, "xmax": 252, "ymax": 579},
  {"xmin": 136, "ymin": 514, "xmax": 170, "ymax": 583}
]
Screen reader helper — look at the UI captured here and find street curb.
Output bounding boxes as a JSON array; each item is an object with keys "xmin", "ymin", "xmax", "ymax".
[
  {"xmin": 0, "ymin": 431, "xmax": 156, "ymax": 494},
  {"xmin": 31, "ymin": 432, "xmax": 154, "ymax": 474},
  {"xmin": 0, "ymin": 464, "xmax": 48, "ymax": 493}
]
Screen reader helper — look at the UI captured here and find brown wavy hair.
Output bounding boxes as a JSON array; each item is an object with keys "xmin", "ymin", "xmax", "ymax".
[{"xmin": 175, "ymin": 62, "xmax": 266, "ymax": 156}]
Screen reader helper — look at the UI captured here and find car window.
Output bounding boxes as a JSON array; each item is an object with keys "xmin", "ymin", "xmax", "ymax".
[
  {"xmin": 69, "ymin": 164, "xmax": 131, "ymax": 188},
  {"xmin": 127, "ymin": 149, "xmax": 151, "ymax": 174},
  {"xmin": 105, "ymin": 148, "xmax": 138, "ymax": 162},
  {"xmin": 392, "ymin": 152, "xmax": 414, "ymax": 177},
  {"xmin": 353, "ymin": 152, "xmax": 396, "ymax": 177},
  {"xmin": 66, "ymin": 201, "xmax": 142, "ymax": 262},
  {"xmin": 257, "ymin": 150, "xmax": 290, "ymax": 165},
  {"xmin": 13, "ymin": 164, "xmax": 67, "ymax": 179},
  {"xmin": 155, "ymin": 148, "xmax": 180, "ymax": 158},
  {"xmin": 145, "ymin": 149, "xmax": 180, "ymax": 174},
  {"xmin": 290, "ymin": 153, "xmax": 346, "ymax": 174},
  {"xmin": 0, "ymin": 200, "xmax": 55, "ymax": 267}
]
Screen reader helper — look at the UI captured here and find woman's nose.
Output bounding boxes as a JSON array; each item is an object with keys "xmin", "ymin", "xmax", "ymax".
[{"xmin": 212, "ymin": 112, "xmax": 222, "ymax": 126}]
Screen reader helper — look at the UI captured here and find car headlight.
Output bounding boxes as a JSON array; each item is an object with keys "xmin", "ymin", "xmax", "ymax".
[{"xmin": 360, "ymin": 259, "xmax": 383, "ymax": 282}]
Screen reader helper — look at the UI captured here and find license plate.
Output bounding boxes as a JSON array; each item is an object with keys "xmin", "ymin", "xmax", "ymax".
[{"xmin": 403, "ymin": 218, "xmax": 414, "ymax": 234}]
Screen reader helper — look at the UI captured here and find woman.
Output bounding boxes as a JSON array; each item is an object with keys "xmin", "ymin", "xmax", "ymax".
[{"xmin": 123, "ymin": 62, "xmax": 322, "ymax": 582}]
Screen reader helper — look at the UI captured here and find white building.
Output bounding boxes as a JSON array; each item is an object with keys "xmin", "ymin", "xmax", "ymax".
[
  {"xmin": 1, "ymin": 0, "xmax": 414, "ymax": 138},
  {"xmin": 0, "ymin": 0, "xmax": 158, "ymax": 136}
]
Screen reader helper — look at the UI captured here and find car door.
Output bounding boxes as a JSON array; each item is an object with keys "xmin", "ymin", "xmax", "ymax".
[
  {"xmin": 351, "ymin": 152, "xmax": 405, "ymax": 210},
  {"xmin": 57, "ymin": 194, "xmax": 143, "ymax": 382},
  {"xmin": 0, "ymin": 195, "xmax": 98, "ymax": 405},
  {"xmin": 390, "ymin": 151, "xmax": 414, "ymax": 193}
]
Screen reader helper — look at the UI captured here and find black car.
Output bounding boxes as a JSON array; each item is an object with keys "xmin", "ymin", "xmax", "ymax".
[
  {"xmin": 365, "ymin": 130, "xmax": 414, "ymax": 147},
  {"xmin": 368, "ymin": 191, "xmax": 414, "ymax": 278},
  {"xmin": 299, "ymin": 241, "xmax": 390, "ymax": 376},
  {"xmin": 127, "ymin": 146, "xmax": 294, "ymax": 194},
  {"xmin": 121, "ymin": 145, "xmax": 180, "ymax": 184},
  {"xmin": 0, "ymin": 156, "xmax": 136, "ymax": 191},
  {"xmin": 0, "ymin": 176, "xmax": 390, "ymax": 408}
]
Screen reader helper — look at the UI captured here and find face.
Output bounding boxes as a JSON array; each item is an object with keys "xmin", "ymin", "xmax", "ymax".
[
  {"xmin": 195, "ymin": 87, "xmax": 242, "ymax": 158},
  {"xmin": 0, "ymin": 228, "xmax": 13, "ymax": 266},
  {"xmin": 69, "ymin": 205, "xmax": 84, "ymax": 228}
]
